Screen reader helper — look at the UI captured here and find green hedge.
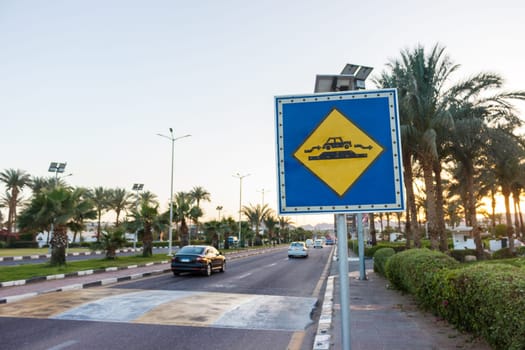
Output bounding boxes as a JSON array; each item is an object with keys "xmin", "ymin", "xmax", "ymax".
[
  {"xmin": 384, "ymin": 248, "xmax": 525, "ymax": 349},
  {"xmin": 373, "ymin": 247, "xmax": 395, "ymax": 276},
  {"xmin": 492, "ymin": 247, "xmax": 516, "ymax": 259},
  {"xmin": 427, "ymin": 264, "xmax": 525, "ymax": 350},
  {"xmin": 385, "ymin": 248, "xmax": 459, "ymax": 297},
  {"xmin": 449, "ymin": 249, "xmax": 477, "ymax": 262},
  {"xmin": 350, "ymin": 241, "xmax": 407, "ymax": 257},
  {"xmin": 7, "ymin": 241, "xmax": 39, "ymax": 248}
]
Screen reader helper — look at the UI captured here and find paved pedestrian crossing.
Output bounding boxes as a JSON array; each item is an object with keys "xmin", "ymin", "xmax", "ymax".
[{"xmin": 0, "ymin": 288, "xmax": 317, "ymax": 331}]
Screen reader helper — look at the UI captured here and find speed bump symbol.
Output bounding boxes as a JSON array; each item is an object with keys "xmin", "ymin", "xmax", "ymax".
[{"xmin": 294, "ymin": 108, "xmax": 384, "ymax": 196}]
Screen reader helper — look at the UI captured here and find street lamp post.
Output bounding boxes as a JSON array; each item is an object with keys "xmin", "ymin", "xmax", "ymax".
[
  {"xmin": 47, "ymin": 162, "xmax": 67, "ymax": 253},
  {"xmin": 157, "ymin": 128, "xmax": 191, "ymax": 256},
  {"xmin": 132, "ymin": 183, "xmax": 144, "ymax": 251},
  {"xmin": 257, "ymin": 188, "xmax": 270, "ymax": 207},
  {"xmin": 233, "ymin": 173, "xmax": 250, "ymax": 247},
  {"xmin": 216, "ymin": 206, "xmax": 223, "ymax": 221},
  {"xmin": 216, "ymin": 205, "xmax": 223, "ymax": 249}
]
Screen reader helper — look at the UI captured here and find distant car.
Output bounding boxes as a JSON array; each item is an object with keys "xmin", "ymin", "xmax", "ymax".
[
  {"xmin": 288, "ymin": 241, "xmax": 309, "ymax": 258},
  {"xmin": 313, "ymin": 239, "xmax": 323, "ymax": 248},
  {"xmin": 305, "ymin": 239, "xmax": 314, "ymax": 248},
  {"xmin": 325, "ymin": 238, "xmax": 335, "ymax": 245},
  {"xmin": 171, "ymin": 245, "xmax": 226, "ymax": 276}
]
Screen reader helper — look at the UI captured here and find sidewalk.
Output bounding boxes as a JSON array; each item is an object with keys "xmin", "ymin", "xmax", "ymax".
[{"xmin": 321, "ymin": 252, "xmax": 492, "ymax": 350}]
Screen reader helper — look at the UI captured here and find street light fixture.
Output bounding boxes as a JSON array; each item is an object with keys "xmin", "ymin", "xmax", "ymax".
[
  {"xmin": 132, "ymin": 183, "xmax": 144, "ymax": 251},
  {"xmin": 47, "ymin": 162, "xmax": 67, "ymax": 252},
  {"xmin": 157, "ymin": 128, "xmax": 191, "ymax": 256},
  {"xmin": 48, "ymin": 162, "xmax": 67, "ymax": 185},
  {"xmin": 233, "ymin": 173, "xmax": 250, "ymax": 247}
]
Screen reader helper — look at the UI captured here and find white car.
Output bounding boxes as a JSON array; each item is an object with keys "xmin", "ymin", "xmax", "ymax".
[
  {"xmin": 288, "ymin": 241, "xmax": 309, "ymax": 258},
  {"xmin": 313, "ymin": 239, "xmax": 323, "ymax": 248}
]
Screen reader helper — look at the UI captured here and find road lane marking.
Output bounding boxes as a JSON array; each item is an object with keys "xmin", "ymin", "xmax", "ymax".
[
  {"xmin": 236, "ymin": 272, "xmax": 252, "ymax": 280},
  {"xmin": 47, "ymin": 340, "xmax": 78, "ymax": 350}
]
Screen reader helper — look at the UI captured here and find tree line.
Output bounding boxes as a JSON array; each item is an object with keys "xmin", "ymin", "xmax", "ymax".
[{"xmin": 372, "ymin": 43, "xmax": 525, "ymax": 257}]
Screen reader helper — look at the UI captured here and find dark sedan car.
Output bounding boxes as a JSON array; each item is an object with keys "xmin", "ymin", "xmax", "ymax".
[{"xmin": 171, "ymin": 245, "xmax": 226, "ymax": 277}]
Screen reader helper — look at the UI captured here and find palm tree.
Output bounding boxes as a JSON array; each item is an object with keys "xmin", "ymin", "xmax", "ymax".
[
  {"xmin": 0, "ymin": 168, "xmax": 31, "ymax": 236},
  {"xmin": 242, "ymin": 204, "xmax": 272, "ymax": 245},
  {"xmin": 30, "ymin": 176, "xmax": 54, "ymax": 194},
  {"xmin": 88, "ymin": 187, "xmax": 110, "ymax": 241},
  {"xmin": 18, "ymin": 186, "xmax": 79, "ymax": 265},
  {"xmin": 139, "ymin": 190, "xmax": 158, "ymax": 206},
  {"xmin": 188, "ymin": 206, "xmax": 203, "ymax": 243},
  {"xmin": 278, "ymin": 216, "xmax": 294, "ymax": 243},
  {"xmin": 263, "ymin": 213, "xmax": 278, "ymax": 244},
  {"xmin": 443, "ymin": 71, "xmax": 525, "ymax": 256},
  {"xmin": 69, "ymin": 187, "xmax": 97, "ymax": 243},
  {"xmin": 220, "ymin": 216, "xmax": 238, "ymax": 248},
  {"xmin": 392, "ymin": 44, "xmax": 458, "ymax": 250},
  {"xmin": 189, "ymin": 186, "xmax": 210, "ymax": 239},
  {"xmin": 487, "ymin": 127, "xmax": 525, "ymax": 251},
  {"xmin": 137, "ymin": 201, "xmax": 160, "ymax": 257},
  {"xmin": 173, "ymin": 191, "xmax": 195, "ymax": 246},
  {"xmin": 107, "ymin": 188, "xmax": 132, "ymax": 226}
]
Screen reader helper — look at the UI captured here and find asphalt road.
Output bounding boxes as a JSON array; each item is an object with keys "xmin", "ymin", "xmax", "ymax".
[{"xmin": 0, "ymin": 245, "xmax": 334, "ymax": 350}]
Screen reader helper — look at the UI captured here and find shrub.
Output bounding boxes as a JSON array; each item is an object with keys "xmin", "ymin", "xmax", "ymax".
[
  {"xmin": 493, "ymin": 224, "xmax": 507, "ymax": 237},
  {"xmin": 492, "ymin": 247, "xmax": 516, "ymax": 260},
  {"xmin": 385, "ymin": 248, "xmax": 459, "ymax": 298},
  {"xmin": 7, "ymin": 240, "xmax": 39, "ymax": 248},
  {"xmin": 430, "ymin": 264, "xmax": 525, "ymax": 350},
  {"xmin": 449, "ymin": 249, "xmax": 477, "ymax": 262},
  {"xmin": 350, "ymin": 240, "xmax": 406, "ymax": 257},
  {"xmin": 516, "ymin": 246, "xmax": 525, "ymax": 256},
  {"xmin": 373, "ymin": 247, "xmax": 395, "ymax": 276}
]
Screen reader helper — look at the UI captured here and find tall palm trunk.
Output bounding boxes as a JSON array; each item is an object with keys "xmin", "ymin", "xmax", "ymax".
[
  {"xmin": 50, "ymin": 224, "xmax": 68, "ymax": 266},
  {"xmin": 421, "ymin": 157, "xmax": 439, "ymax": 250},
  {"xmin": 180, "ymin": 219, "xmax": 189, "ymax": 247},
  {"xmin": 433, "ymin": 160, "xmax": 448, "ymax": 252},
  {"xmin": 502, "ymin": 186, "xmax": 515, "ymax": 252},
  {"xmin": 491, "ymin": 190, "xmax": 497, "ymax": 232},
  {"xmin": 142, "ymin": 221, "xmax": 153, "ymax": 257},
  {"xmin": 403, "ymin": 152, "xmax": 419, "ymax": 248},
  {"xmin": 465, "ymin": 164, "xmax": 483, "ymax": 257},
  {"xmin": 512, "ymin": 190, "xmax": 523, "ymax": 239}
]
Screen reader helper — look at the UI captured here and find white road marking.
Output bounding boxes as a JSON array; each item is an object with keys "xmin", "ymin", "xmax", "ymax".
[
  {"xmin": 46, "ymin": 340, "xmax": 79, "ymax": 350},
  {"xmin": 236, "ymin": 272, "xmax": 252, "ymax": 280},
  {"xmin": 51, "ymin": 290, "xmax": 316, "ymax": 331}
]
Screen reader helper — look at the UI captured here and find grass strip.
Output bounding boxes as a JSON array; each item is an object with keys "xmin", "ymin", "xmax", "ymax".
[
  {"xmin": 0, "ymin": 254, "xmax": 169, "ymax": 283},
  {"xmin": 0, "ymin": 248, "xmax": 91, "ymax": 257}
]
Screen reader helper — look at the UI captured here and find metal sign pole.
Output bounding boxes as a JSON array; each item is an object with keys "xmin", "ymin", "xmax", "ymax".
[
  {"xmin": 336, "ymin": 213, "xmax": 352, "ymax": 350},
  {"xmin": 356, "ymin": 213, "xmax": 367, "ymax": 280}
]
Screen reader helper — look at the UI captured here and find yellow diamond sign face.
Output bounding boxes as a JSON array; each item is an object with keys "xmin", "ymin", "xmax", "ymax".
[{"xmin": 294, "ymin": 108, "xmax": 384, "ymax": 196}]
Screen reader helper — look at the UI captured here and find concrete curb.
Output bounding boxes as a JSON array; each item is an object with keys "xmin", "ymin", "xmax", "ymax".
[
  {"xmin": 0, "ymin": 247, "xmax": 168, "ymax": 262},
  {"xmin": 313, "ymin": 275, "xmax": 334, "ymax": 350},
  {"xmin": 0, "ymin": 260, "xmax": 170, "ymax": 289}
]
